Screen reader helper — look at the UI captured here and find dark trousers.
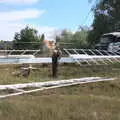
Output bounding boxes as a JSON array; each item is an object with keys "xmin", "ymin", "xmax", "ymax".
[{"xmin": 52, "ymin": 61, "xmax": 58, "ymax": 78}]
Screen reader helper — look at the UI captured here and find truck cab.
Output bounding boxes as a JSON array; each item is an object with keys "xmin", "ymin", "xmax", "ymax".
[{"xmin": 95, "ymin": 32, "xmax": 120, "ymax": 53}]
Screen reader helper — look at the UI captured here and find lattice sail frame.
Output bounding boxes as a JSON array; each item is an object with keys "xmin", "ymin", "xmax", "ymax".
[
  {"xmin": 0, "ymin": 49, "xmax": 119, "ymax": 65},
  {"xmin": 63, "ymin": 49, "xmax": 120, "ymax": 65},
  {"xmin": 0, "ymin": 77, "xmax": 115, "ymax": 99}
]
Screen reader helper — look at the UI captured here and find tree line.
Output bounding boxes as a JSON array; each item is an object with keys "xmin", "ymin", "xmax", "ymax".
[{"xmin": 0, "ymin": 26, "xmax": 90, "ymax": 50}]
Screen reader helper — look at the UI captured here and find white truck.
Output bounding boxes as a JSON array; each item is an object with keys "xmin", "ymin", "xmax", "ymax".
[{"xmin": 95, "ymin": 32, "xmax": 120, "ymax": 53}]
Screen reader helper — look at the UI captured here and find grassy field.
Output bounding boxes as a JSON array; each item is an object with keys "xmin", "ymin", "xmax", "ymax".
[
  {"xmin": 0, "ymin": 63, "xmax": 120, "ymax": 120},
  {"xmin": 0, "ymin": 63, "xmax": 120, "ymax": 84}
]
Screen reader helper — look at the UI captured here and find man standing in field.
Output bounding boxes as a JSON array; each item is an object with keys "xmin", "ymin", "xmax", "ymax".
[{"xmin": 52, "ymin": 48, "xmax": 62, "ymax": 78}]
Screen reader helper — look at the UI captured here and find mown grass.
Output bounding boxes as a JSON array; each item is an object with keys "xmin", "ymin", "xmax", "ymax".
[{"xmin": 0, "ymin": 63, "xmax": 120, "ymax": 119}]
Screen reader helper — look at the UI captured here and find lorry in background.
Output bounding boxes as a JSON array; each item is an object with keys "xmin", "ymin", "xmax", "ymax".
[{"xmin": 95, "ymin": 32, "xmax": 120, "ymax": 53}]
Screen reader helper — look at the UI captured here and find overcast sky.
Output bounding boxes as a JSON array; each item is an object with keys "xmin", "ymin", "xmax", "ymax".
[{"xmin": 0, "ymin": 0, "xmax": 94, "ymax": 41}]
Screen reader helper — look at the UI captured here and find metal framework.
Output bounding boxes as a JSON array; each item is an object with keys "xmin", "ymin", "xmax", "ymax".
[
  {"xmin": 0, "ymin": 49, "xmax": 41, "ymax": 56},
  {"xmin": 0, "ymin": 77, "xmax": 115, "ymax": 99},
  {"xmin": 63, "ymin": 49, "xmax": 120, "ymax": 66},
  {"xmin": 0, "ymin": 49, "xmax": 119, "ymax": 65}
]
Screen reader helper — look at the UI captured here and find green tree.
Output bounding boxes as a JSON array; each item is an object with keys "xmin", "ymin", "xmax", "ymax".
[
  {"xmin": 72, "ymin": 30, "xmax": 88, "ymax": 48},
  {"xmin": 0, "ymin": 40, "xmax": 13, "ymax": 50},
  {"xmin": 88, "ymin": 0, "xmax": 120, "ymax": 48},
  {"xmin": 56, "ymin": 30, "xmax": 73, "ymax": 49},
  {"xmin": 56, "ymin": 29, "xmax": 88, "ymax": 49},
  {"xmin": 13, "ymin": 26, "xmax": 44, "ymax": 50}
]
